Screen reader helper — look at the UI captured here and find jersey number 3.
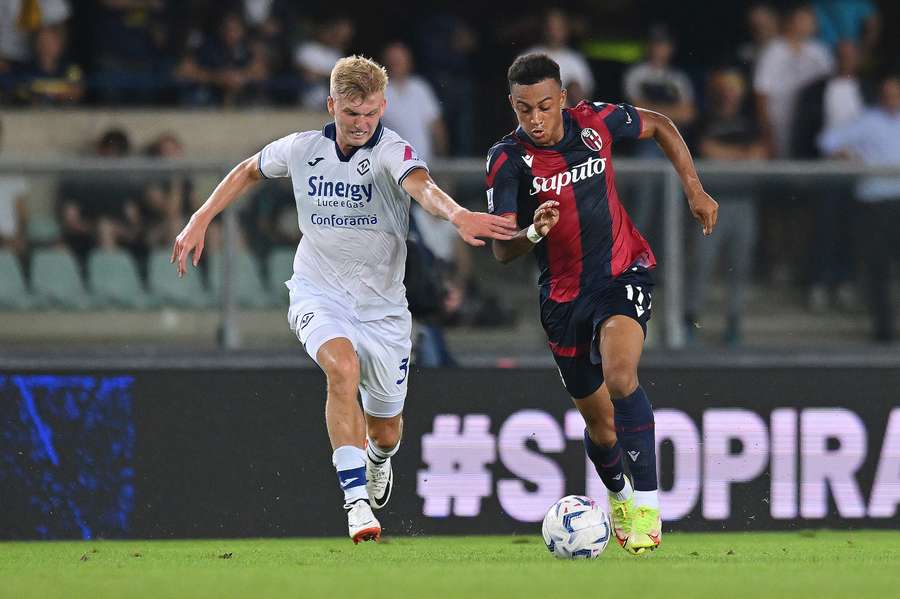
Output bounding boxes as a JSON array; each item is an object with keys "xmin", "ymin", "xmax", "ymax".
[{"xmin": 396, "ymin": 357, "xmax": 410, "ymax": 385}]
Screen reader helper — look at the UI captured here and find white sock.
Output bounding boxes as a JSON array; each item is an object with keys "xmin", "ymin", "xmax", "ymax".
[
  {"xmin": 612, "ymin": 475, "xmax": 634, "ymax": 502},
  {"xmin": 633, "ymin": 490, "xmax": 660, "ymax": 510},
  {"xmin": 366, "ymin": 437, "xmax": 399, "ymax": 464},
  {"xmin": 332, "ymin": 445, "xmax": 368, "ymax": 506}
]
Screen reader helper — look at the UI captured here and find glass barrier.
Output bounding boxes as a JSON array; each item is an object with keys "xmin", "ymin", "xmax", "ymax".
[{"xmin": 1, "ymin": 159, "xmax": 898, "ymax": 357}]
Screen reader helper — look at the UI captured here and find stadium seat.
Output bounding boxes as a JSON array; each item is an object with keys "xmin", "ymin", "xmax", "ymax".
[
  {"xmin": 208, "ymin": 250, "xmax": 272, "ymax": 309},
  {"xmin": 30, "ymin": 248, "xmax": 93, "ymax": 309},
  {"xmin": 87, "ymin": 249, "xmax": 154, "ymax": 309},
  {"xmin": 147, "ymin": 249, "xmax": 211, "ymax": 308},
  {"xmin": 26, "ymin": 215, "xmax": 61, "ymax": 245},
  {"xmin": 0, "ymin": 250, "xmax": 35, "ymax": 309},
  {"xmin": 266, "ymin": 247, "xmax": 294, "ymax": 306}
]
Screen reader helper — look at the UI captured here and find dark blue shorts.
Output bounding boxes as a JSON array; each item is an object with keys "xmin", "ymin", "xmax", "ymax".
[{"xmin": 540, "ymin": 269, "xmax": 654, "ymax": 399}]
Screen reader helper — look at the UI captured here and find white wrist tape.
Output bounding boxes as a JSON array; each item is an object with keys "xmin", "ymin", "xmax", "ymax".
[{"xmin": 526, "ymin": 223, "xmax": 544, "ymax": 244}]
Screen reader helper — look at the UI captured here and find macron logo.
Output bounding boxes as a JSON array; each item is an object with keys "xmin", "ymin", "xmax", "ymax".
[
  {"xmin": 529, "ymin": 156, "xmax": 606, "ymax": 197},
  {"xmin": 522, "ymin": 154, "xmax": 534, "ymax": 168},
  {"xmin": 628, "ymin": 450, "xmax": 640, "ymax": 462}
]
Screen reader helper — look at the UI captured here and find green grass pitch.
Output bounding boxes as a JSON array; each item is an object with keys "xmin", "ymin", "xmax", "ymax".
[{"xmin": 1, "ymin": 531, "xmax": 898, "ymax": 598}]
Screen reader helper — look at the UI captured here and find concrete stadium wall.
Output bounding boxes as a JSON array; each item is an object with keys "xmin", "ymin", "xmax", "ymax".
[{"xmin": 1, "ymin": 109, "xmax": 329, "ymax": 159}]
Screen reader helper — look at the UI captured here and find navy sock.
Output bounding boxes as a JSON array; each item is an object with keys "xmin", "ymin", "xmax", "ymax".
[
  {"xmin": 583, "ymin": 429, "xmax": 626, "ymax": 494},
  {"xmin": 614, "ymin": 386, "xmax": 658, "ymax": 492}
]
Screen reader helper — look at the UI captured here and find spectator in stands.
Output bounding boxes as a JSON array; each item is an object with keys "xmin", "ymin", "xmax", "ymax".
[
  {"xmin": 685, "ymin": 69, "xmax": 766, "ymax": 346},
  {"xmin": 142, "ymin": 132, "xmax": 193, "ymax": 247},
  {"xmin": 382, "ymin": 41, "xmax": 447, "ymax": 163},
  {"xmin": 0, "ymin": 117, "xmax": 28, "ymax": 258},
  {"xmin": 57, "ymin": 128, "xmax": 144, "ymax": 263},
  {"xmin": 238, "ymin": 0, "xmax": 299, "ymax": 103},
  {"xmin": 0, "ymin": 0, "xmax": 70, "ymax": 73},
  {"xmin": 623, "ymin": 24, "xmax": 696, "ymax": 236},
  {"xmin": 812, "ymin": 0, "xmax": 880, "ymax": 56},
  {"xmin": 819, "ymin": 74, "xmax": 900, "ymax": 342},
  {"xmin": 175, "ymin": 11, "xmax": 269, "ymax": 106},
  {"xmin": 91, "ymin": 0, "xmax": 170, "ymax": 104},
  {"xmin": 795, "ymin": 40, "xmax": 865, "ymax": 312},
  {"xmin": 242, "ymin": 179, "xmax": 298, "ymax": 257},
  {"xmin": 524, "ymin": 9, "xmax": 593, "ymax": 106},
  {"xmin": 415, "ymin": 13, "xmax": 478, "ymax": 155},
  {"xmin": 753, "ymin": 4, "xmax": 833, "ymax": 290},
  {"xmin": 754, "ymin": 4, "xmax": 834, "ymax": 158},
  {"xmin": 14, "ymin": 25, "xmax": 83, "ymax": 105},
  {"xmin": 295, "ymin": 16, "xmax": 354, "ymax": 110},
  {"xmin": 738, "ymin": 3, "xmax": 781, "ymax": 70}
]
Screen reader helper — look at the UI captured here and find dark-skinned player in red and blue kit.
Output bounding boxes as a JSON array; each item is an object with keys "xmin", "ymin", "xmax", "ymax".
[{"xmin": 487, "ymin": 54, "xmax": 718, "ymax": 555}]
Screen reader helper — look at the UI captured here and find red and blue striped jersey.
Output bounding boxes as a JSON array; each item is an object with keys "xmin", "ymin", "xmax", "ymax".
[{"xmin": 485, "ymin": 101, "xmax": 656, "ymax": 303}]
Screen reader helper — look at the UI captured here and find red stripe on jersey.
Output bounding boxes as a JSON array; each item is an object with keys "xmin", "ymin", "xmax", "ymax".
[
  {"xmin": 605, "ymin": 161, "xmax": 656, "ymax": 276},
  {"xmin": 486, "ymin": 151, "xmax": 508, "ymax": 187},
  {"xmin": 594, "ymin": 102, "xmax": 616, "ymax": 119},
  {"xmin": 572, "ymin": 103, "xmax": 656, "ymax": 278},
  {"xmin": 534, "ymin": 151, "xmax": 583, "ymax": 303},
  {"xmin": 403, "ymin": 145, "xmax": 413, "ymax": 161},
  {"xmin": 548, "ymin": 340, "xmax": 591, "ymax": 358}
]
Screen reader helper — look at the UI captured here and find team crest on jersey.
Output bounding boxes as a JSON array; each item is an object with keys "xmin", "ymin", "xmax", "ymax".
[
  {"xmin": 356, "ymin": 158, "xmax": 370, "ymax": 175},
  {"xmin": 580, "ymin": 127, "xmax": 603, "ymax": 152}
]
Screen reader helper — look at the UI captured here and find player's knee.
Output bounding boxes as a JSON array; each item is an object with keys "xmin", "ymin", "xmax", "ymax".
[
  {"xmin": 603, "ymin": 368, "xmax": 638, "ymax": 399},
  {"xmin": 369, "ymin": 418, "xmax": 402, "ymax": 449},
  {"xmin": 322, "ymin": 355, "xmax": 360, "ymax": 393}
]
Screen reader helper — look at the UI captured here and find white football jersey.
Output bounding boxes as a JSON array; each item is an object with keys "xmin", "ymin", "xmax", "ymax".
[{"xmin": 258, "ymin": 122, "xmax": 428, "ymax": 321}]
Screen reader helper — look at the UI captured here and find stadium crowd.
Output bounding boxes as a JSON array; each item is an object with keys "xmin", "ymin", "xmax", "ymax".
[{"xmin": 1, "ymin": 1, "xmax": 899, "ymax": 346}]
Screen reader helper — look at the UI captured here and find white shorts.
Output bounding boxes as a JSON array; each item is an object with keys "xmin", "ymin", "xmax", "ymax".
[{"xmin": 287, "ymin": 285, "xmax": 412, "ymax": 418}]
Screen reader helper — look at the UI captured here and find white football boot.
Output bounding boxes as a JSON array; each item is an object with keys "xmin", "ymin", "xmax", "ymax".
[
  {"xmin": 347, "ymin": 500, "xmax": 381, "ymax": 544},
  {"xmin": 366, "ymin": 456, "xmax": 394, "ymax": 510}
]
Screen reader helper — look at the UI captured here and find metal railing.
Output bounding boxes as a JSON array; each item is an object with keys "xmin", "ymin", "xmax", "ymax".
[{"xmin": 2, "ymin": 157, "xmax": 899, "ymax": 350}]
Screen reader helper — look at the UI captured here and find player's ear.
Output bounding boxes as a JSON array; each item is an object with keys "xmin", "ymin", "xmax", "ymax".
[
  {"xmin": 560, "ymin": 87, "xmax": 568, "ymax": 108},
  {"xmin": 326, "ymin": 96, "xmax": 335, "ymax": 117}
]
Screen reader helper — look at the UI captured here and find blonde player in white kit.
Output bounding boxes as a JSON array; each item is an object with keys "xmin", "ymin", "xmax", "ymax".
[{"xmin": 171, "ymin": 56, "xmax": 517, "ymax": 543}]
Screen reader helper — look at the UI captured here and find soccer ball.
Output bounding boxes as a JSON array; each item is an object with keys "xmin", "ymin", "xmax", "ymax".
[{"xmin": 541, "ymin": 495, "xmax": 611, "ymax": 559}]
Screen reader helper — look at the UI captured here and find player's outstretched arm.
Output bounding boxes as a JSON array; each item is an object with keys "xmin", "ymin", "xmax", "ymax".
[
  {"xmin": 401, "ymin": 168, "xmax": 518, "ymax": 247},
  {"xmin": 637, "ymin": 108, "xmax": 719, "ymax": 236},
  {"xmin": 171, "ymin": 154, "xmax": 263, "ymax": 277},
  {"xmin": 491, "ymin": 201, "xmax": 559, "ymax": 263}
]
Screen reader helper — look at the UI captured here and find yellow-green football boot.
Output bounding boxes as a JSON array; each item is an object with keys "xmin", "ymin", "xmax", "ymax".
[
  {"xmin": 607, "ymin": 478, "xmax": 635, "ymax": 551},
  {"xmin": 627, "ymin": 504, "xmax": 662, "ymax": 555}
]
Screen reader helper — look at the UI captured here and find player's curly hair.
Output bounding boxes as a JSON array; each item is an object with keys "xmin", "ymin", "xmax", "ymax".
[
  {"xmin": 330, "ymin": 55, "xmax": 389, "ymax": 101},
  {"xmin": 508, "ymin": 54, "xmax": 562, "ymax": 89}
]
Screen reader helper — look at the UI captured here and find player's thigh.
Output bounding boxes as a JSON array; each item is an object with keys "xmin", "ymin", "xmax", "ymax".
[
  {"xmin": 355, "ymin": 312, "xmax": 413, "ymax": 418},
  {"xmin": 553, "ymin": 353, "xmax": 605, "ymax": 402},
  {"xmin": 287, "ymin": 289, "xmax": 358, "ymax": 372},
  {"xmin": 596, "ymin": 315, "xmax": 645, "ymax": 397}
]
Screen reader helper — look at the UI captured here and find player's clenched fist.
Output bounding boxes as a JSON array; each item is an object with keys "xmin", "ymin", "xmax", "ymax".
[{"xmin": 533, "ymin": 200, "xmax": 559, "ymax": 237}]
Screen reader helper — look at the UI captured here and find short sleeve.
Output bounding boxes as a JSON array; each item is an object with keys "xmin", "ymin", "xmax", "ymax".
[
  {"xmin": 417, "ymin": 78, "xmax": 441, "ymax": 123},
  {"xmin": 379, "ymin": 140, "xmax": 429, "ymax": 186},
  {"xmin": 258, "ymin": 133, "xmax": 297, "ymax": 179},
  {"xmin": 753, "ymin": 44, "xmax": 778, "ymax": 94},
  {"xmin": 599, "ymin": 103, "xmax": 642, "ymax": 142},
  {"xmin": 485, "ymin": 146, "xmax": 521, "ymax": 217}
]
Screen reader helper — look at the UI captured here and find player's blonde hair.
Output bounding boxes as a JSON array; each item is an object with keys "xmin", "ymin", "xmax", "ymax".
[{"xmin": 329, "ymin": 55, "xmax": 389, "ymax": 101}]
